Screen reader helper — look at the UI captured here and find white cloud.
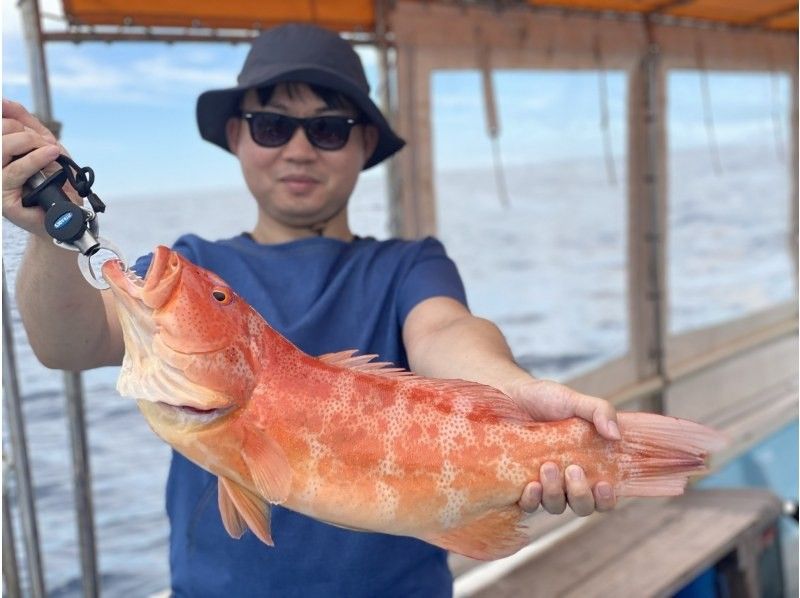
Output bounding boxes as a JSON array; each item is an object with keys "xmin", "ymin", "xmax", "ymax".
[
  {"xmin": 5, "ymin": 46, "xmax": 239, "ymax": 105},
  {"xmin": 130, "ymin": 54, "xmax": 236, "ymax": 87},
  {"xmin": 2, "ymin": 70, "xmax": 29, "ymax": 86}
]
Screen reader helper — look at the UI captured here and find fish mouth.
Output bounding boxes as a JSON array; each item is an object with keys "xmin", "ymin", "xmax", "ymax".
[
  {"xmin": 104, "ymin": 247, "xmax": 234, "ymax": 414},
  {"xmin": 154, "ymin": 401, "xmax": 235, "ymax": 424},
  {"xmin": 102, "ymin": 245, "xmax": 177, "ymax": 310}
]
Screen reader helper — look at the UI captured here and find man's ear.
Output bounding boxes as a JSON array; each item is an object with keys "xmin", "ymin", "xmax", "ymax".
[
  {"xmin": 225, "ymin": 117, "xmax": 242, "ymax": 155},
  {"xmin": 362, "ymin": 124, "xmax": 379, "ymax": 166}
]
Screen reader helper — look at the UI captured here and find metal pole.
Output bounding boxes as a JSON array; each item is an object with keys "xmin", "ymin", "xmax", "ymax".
[
  {"xmin": 374, "ymin": 0, "xmax": 404, "ymax": 238},
  {"xmin": 789, "ymin": 65, "xmax": 798, "ymax": 286},
  {"xmin": 63, "ymin": 371, "xmax": 100, "ymax": 598},
  {"xmin": 18, "ymin": 0, "xmax": 59, "ymax": 135},
  {"xmin": 3, "ymin": 455, "xmax": 22, "ymax": 598},
  {"xmin": 2, "ymin": 269, "xmax": 46, "ymax": 598},
  {"xmin": 19, "ymin": 2, "xmax": 99, "ymax": 593}
]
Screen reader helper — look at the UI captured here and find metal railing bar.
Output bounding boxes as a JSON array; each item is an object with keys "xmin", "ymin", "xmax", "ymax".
[
  {"xmin": 2, "ymin": 268, "xmax": 46, "ymax": 598},
  {"xmin": 3, "ymin": 455, "xmax": 22, "ymax": 598},
  {"xmin": 63, "ymin": 371, "xmax": 100, "ymax": 598}
]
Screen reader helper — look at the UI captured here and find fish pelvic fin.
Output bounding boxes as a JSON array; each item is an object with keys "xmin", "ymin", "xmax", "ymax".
[
  {"xmin": 614, "ymin": 412, "xmax": 728, "ymax": 497},
  {"xmin": 242, "ymin": 433, "xmax": 292, "ymax": 505},
  {"xmin": 421, "ymin": 506, "xmax": 529, "ymax": 561},
  {"xmin": 218, "ymin": 476, "xmax": 274, "ymax": 546}
]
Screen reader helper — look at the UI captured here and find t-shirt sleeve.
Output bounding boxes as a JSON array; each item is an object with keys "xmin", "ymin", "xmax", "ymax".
[
  {"xmin": 130, "ymin": 236, "xmax": 198, "ymax": 277},
  {"xmin": 396, "ymin": 237, "xmax": 468, "ymax": 325}
]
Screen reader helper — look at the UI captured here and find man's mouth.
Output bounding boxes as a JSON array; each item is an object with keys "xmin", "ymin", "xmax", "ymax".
[{"xmin": 280, "ymin": 175, "xmax": 320, "ymax": 194}]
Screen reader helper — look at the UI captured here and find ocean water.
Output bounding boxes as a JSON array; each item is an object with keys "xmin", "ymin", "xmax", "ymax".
[{"xmin": 2, "ymin": 144, "xmax": 795, "ymax": 595}]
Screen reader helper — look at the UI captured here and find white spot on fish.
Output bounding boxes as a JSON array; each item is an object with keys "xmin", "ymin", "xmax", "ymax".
[
  {"xmin": 494, "ymin": 452, "xmax": 526, "ymax": 485},
  {"xmin": 375, "ymin": 480, "xmax": 399, "ymax": 522},
  {"xmin": 436, "ymin": 460, "xmax": 467, "ymax": 527}
]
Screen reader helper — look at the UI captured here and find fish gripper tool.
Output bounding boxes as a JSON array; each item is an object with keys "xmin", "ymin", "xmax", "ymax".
[{"xmin": 22, "ymin": 154, "xmax": 125, "ymax": 289}]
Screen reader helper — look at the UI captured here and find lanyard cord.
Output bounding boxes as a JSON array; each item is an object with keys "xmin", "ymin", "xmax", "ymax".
[{"xmin": 54, "ymin": 155, "xmax": 106, "ymax": 213}]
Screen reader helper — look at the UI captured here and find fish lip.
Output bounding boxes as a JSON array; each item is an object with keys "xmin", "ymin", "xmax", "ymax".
[
  {"xmin": 102, "ymin": 246, "xmax": 177, "ymax": 310},
  {"xmin": 143, "ymin": 246, "xmax": 170, "ymax": 293},
  {"xmin": 152, "ymin": 401, "xmax": 235, "ymax": 425},
  {"xmin": 102, "ymin": 245, "xmax": 167, "ymax": 298}
]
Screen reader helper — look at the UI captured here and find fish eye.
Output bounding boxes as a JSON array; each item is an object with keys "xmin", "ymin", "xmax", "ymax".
[{"xmin": 212, "ymin": 288, "xmax": 232, "ymax": 304}]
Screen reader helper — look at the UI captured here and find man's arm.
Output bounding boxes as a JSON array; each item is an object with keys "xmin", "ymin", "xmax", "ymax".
[
  {"xmin": 3, "ymin": 99, "xmax": 124, "ymax": 370},
  {"xmin": 402, "ymin": 295, "xmax": 618, "ymax": 516}
]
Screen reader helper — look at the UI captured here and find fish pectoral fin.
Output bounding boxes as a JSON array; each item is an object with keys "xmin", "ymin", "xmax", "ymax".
[
  {"xmin": 422, "ymin": 506, "xmax": 529, "ymax": 561},
  {"xmin": 242, "ymin": 433, "xmax": 292, "ymax": 505},
  {"xmin": 218, "ymin": 476, "xmax": 274, "ymax": 546}
]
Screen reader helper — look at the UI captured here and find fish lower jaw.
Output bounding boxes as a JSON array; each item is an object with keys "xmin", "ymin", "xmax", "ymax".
[{"xmin": 138, "ymin": 399, "xmax": 234, "ymax": 429}]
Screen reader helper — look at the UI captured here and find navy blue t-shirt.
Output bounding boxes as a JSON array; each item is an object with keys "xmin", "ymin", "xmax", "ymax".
[{"xmin": 133, "ymin": 233, "xmax": 468, "ymax": 597}]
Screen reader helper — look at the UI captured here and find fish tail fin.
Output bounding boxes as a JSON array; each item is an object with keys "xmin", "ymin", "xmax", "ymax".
[{"xmin": 614, "ymin": 412, "xmax": 728, "ymax": 497}]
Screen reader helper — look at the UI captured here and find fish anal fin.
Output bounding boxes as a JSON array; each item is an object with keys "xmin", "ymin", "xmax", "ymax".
[
  {"xmin": 242, "ymin": 433, "xmax": 292, "ymax": 505},
  {"xmin": 422, "ymin": 506, "xmax": 529, "ymax": 561},
  {"xmin": 218, "ymin": 477, "xmax": 246, "ymax": 539},
  {"xmin": 218, "ymin": 476, "xmax": 274, "ymax": 546}
]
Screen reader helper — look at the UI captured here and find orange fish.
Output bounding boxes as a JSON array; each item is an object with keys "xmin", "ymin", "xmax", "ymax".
[{"xmin": 103, "ymin": 246, "xmax": 725, "ymax": 560}]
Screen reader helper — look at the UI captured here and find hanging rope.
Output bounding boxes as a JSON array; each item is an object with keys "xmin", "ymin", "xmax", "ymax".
[
  {"xmin": 695, "ymin": 39, "xmax": 723, "ymax": 175},
  {"xmin": 593, "ymin": 31, "xmax": 618, "ymax": 187},
  {"xmin": 476, "ymin": 27, "xmax": 511, "ymax": 208}
]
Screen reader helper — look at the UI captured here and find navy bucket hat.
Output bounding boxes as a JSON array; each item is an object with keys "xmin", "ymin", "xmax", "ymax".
[{"xmin": 196, "ymin": 23, "xmax": 405, "ymax": 169}]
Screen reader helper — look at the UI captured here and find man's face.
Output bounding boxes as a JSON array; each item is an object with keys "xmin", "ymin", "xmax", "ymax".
[{"xmin": 226, "ymin": 83, "xmax": 377, "ymax": 231}]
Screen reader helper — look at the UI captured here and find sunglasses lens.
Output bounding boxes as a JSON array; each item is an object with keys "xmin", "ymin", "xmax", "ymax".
[
  {"xmin": 305, "ymin": 117, "xmax": 351, "ymax": 150},
  {"xmin": 246, "ymin": 113, "xmax": 357, "ymax": 150},
  {"xmin": 250, "ymin": 114, "xmax": 296, "ymax": 147}
]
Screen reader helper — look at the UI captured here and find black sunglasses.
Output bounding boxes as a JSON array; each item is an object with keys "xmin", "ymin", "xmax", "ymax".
[{"xmin": 239, "ymin": 111, "xmax": 364, "ymax": 151}]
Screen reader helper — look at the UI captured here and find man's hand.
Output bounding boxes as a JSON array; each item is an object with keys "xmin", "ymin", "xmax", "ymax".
[
  {"xmin": 2, "ymin": 99, "xmax": 69, "ymax": 235},
  {"xmin": 507, "ymin": 378, "xmax": 619, "ymax": 516}
]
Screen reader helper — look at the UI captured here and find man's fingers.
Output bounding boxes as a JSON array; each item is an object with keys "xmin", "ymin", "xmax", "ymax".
[
  {"xmin": 539, "ymin": 462, "xmax": 566, "ymax": 515},
  {"xmin": 2, "ymin": 128, "xmax": 58, "ymax": 168},
  {"xmin": 564, "ymin": 465, "xmax": 595, "ymax": 517},
  {"xmin": 573, "ymin": 392, "xmax": 620, "ymax": 440},
  {"xmin": 518, "ymin": 481, "xmax": 542, "ymax": 513},
  {"xmin": 2, "ymin": 99, "xmax": 57, "ymax": 143},
  {"xmin": 2, "ymin": 145, "xmax": 61, "ymax": 191},
  {"xmin": 593, "ymin": 482, "xmax": 616, "ymax": 512},
  {"xmin": 3, "ymin": 117, "xmax": 25, "ymax": 136}
]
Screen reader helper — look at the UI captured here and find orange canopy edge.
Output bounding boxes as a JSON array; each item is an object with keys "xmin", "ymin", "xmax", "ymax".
[{"xmin": 60, "ymin": 0, "xmax": 798, "ymax": 33}]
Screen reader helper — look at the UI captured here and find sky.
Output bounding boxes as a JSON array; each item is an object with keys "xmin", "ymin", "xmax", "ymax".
[{"xmin": 2, "ymin": 1, "xmax": 791, "ymax": 199}]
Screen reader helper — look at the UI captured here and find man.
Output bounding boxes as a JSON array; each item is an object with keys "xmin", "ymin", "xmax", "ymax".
[{"xmin": 3, "ymin": 23, "xmax": 619, "ymax": 597}]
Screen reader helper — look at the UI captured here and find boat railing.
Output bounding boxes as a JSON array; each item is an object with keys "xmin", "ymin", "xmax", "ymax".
[{"xmin": 2, "ymin": 269, "xmax": 99, "ymax": 598}]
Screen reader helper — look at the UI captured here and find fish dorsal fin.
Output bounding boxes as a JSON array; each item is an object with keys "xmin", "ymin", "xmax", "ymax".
[
  {"xmin": 422, "ymin": 506, "xmax": 529, "ymax": 561},
  {"xmin": 318, "ymin": 351, "xmax": 531, "ymax": 423},
  {"xmin": 412, "ymin": 379, "xmax": 532, "ymax": 423},
  {"xmin": 242, "ymin": 433, "xmax": 292, "ymax": 505},
  {"xmin": 317, "ymin": 349, "xmax": 415, "ymax": 378},
  {"xmin": 218, "ymin": 476, "xmax": 274, "ymax": 546}
]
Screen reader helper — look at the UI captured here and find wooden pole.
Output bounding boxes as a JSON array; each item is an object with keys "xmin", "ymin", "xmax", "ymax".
[{"xmin": 627, "ymin": 23, "xmax": 668, "ymax": 412}]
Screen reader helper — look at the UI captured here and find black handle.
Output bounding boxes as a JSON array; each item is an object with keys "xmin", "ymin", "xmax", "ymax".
[{"xmin": 21, "ymin": 167, "xmax": 89, "ymax": 244}]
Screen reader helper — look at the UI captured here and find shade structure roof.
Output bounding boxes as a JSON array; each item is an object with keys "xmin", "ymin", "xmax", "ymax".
[{"xmin": 60, "ymin": 0, "xmax": 798, "ymax": 33}]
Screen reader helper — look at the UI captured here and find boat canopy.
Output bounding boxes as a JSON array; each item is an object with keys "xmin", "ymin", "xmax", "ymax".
[{"xmin": 59, "ymin": 0, "xmax": 798, "ymax": 32}]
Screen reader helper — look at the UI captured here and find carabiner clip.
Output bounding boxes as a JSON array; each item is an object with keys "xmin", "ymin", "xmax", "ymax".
[{"xmin": 77, "ymin": 238, "xmax": 126, "ymax": 290}]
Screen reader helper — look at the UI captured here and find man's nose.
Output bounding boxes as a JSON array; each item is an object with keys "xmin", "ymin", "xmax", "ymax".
[{"xmin": 282, "ymin": 125, "xmax": 317, "ymax": 161}]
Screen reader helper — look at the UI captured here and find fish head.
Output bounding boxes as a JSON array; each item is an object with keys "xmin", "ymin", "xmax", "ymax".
[{"xmin": 103, "ymin": 246, "xmax": 261, "ymax": 437}]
